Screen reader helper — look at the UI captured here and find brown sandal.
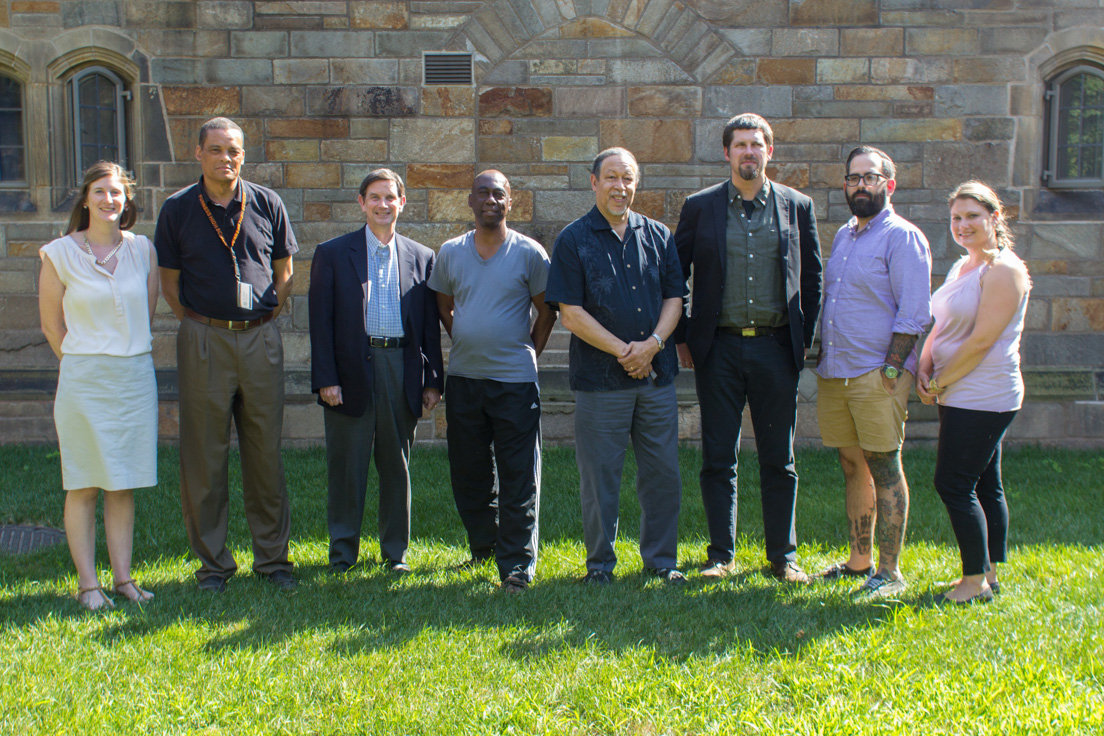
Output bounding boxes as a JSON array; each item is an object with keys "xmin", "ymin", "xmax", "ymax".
[
  {"xmin": 113, "ymin": 579, "xmax": 154, "ymax": 602},
  {"xmin": 75, "ymin": 586, "xmax": 115, "ymax": 611}
]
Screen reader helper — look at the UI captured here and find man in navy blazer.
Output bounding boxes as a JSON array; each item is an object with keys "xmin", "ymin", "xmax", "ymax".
[
  {"xmin": 673, "ymin": 113, "xmax": 823, "ymax": 584},
  {"xmin": 309, "ymin": 169, "xmax": 444, "ymax": 574}
]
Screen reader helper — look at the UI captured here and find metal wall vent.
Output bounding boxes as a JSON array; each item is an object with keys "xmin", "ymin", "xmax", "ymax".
[{"xmin": 424, "ymin": 53, "xmax": 473, "ymax": 86}]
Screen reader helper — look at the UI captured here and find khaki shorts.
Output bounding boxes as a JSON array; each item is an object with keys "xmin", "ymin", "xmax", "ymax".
[{"xmin": 817, "ymin": 369, "xmax": 912, "ymax": 452}]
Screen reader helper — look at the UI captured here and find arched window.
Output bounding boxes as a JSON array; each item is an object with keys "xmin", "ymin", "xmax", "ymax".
[
  {"xmin": 1045, "ymin": 65, "xmax": 1104, "ymax": 187},
  {"xmin": 0, "ymin": 74, "xmax": 25, "ymax": 184},
  {"xmin": 69, "ymin": 66, "xmax": 128, "ymax": 181}
]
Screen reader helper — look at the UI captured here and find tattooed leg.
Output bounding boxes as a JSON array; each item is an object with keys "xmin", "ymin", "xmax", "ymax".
[
  {"xmin": 865, "ymin": 449, "xmax": 909, "ymax": 578},
  {"xmin": 837, "ymin": 446, "xmax": 876, "ymax": 569}
]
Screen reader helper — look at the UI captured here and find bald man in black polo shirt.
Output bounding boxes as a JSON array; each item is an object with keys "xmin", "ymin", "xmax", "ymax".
[{"xmin": 155, "ymin": 117, "xmax": 298, "ymax": 592}]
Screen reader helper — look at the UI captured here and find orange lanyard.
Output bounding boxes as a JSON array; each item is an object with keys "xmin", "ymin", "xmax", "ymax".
[{"xmin": 198, "ymin": 186, "xmax": 248, "ymax": 281}]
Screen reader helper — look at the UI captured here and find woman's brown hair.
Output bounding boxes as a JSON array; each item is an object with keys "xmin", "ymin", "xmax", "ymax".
[{"xmin": 65, "ymin": 161, "xmax": 138, "ymax": 235}]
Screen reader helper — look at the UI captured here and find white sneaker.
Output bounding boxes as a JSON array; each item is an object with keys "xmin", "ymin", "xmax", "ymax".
[{"xmin": 853, "ymin": 573, "xmax": 907, "ymax": 600}]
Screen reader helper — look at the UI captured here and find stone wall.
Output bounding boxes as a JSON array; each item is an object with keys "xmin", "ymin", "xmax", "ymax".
[{"xmin": 0, "ymin": 0, "xmax": 1102, "ymax": 446}]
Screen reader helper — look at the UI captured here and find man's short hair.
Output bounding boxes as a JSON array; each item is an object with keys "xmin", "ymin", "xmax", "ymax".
[
  {"xmin": 722, "ymin": 113, "xmax": 774, "ymax": 150},
  {"xmin": 198, "ymin": 117, "xmax": 244, "ymax": 147},
  {"xmin": 359, "ymin": 168, "xmax": 405, "ymax": 199},
  {"xmin": 591, "ymin": 147, "xmax": 639, "ymax": 179},
  {"xmin": 846, "ymin": 145, "xmax": 896, "ymax": 180}
]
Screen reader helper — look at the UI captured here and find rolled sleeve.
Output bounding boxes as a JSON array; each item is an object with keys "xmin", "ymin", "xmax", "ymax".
[{"xmin": 888, "ymin": 229, "xmax": 933, "ymax": 336}]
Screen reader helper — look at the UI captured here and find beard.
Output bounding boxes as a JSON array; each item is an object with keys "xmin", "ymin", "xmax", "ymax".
[
  {"xmin": 847, "ymin": 187, "xmax": 886, "ymax": 218},
  {"xmin": 738, "ymin": 160, "xmax": 761, "ymax": 181}
]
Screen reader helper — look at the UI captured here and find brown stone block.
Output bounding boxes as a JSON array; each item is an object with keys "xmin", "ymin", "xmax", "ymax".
[
  {"xmin": 321, "ymin": 139, "xmax": 388, "ymax": 162},
  {"xmin": 243, "ymin": 86, "xmax": 305, "ymax": 116},
  {"xmin": 1052, "ymin": 298, "xmax": 1104, "ymax": 332},
  {"xmin": 12, "ymin": 1, "xmax": 58, "ymax": 11},
  {"xmin": 304, "ymin": 202, "xmax": 331, "ymax": 222},
  {"xmin": 767, "ymin": 163, "xmax": 809, "ymax": 190},
  {"xmin": 817, "ymin": 58, "xmax": 869, "ymax": 84},
  {"xmin": 8, "ymin": 242, "xmax": 40, "ymax": 258},
  {"xmin": 168, "ymin": 118, "xmax": 200, "ymax": 160},
  {"xmin": 632, "ymin": 191, "xmax": 665, "ymax": 221},
  {"xmin": 407, "ymin": 164, "xmax": 476, "ymax": 189},
  {"xmin": 841, "ymin": 28, "xmax": 903, "ymax": 57},
  {"xmin": 922, "ymin": 142, "xmax": 1008, "ymax": 188},
  {"xmin": 162, "ymin": 86, "xmax": 240, "ymax": 116},
  {"xmin": 862, "ymin": 118, "xmax": 961, "ymax": 143},
  {"xmin": 906, "ymin": 29, "xmax": 978, "ymax": 56},
  {"xmin": 836, "ymin": 85, "xmax": 933, "ymax": 102},
  {"xmin": 479, "ymin": 88, "xmax": 553, "ymax": 118},
  {"xmin": 291, "ymin": 260, "xmax": 312, "ymax": 295},
  {"xmin": 772, "ymin": 119, "xmax": 859, "ymax": 143},
  {"xmin": 560, "ymin": 17, "xmax": 634, "ymax": 38},
  {"xmin": 422, "ymin": 87, "xmax": 475, "ymax": 117},
  {"xmin": 1026, "ymin": 261, "xmax": 1068, "ymax": 276},
  {"xmin": 628, "ymin": 87, "xmax": 702, "ymax": 117},
  {"xmin": 265, "ymin": 140, "xmax": 319, "ymax": 162},
  {"xmin": 427, "ymin": 190, "xmax": 473, "ymax": 222},
  {"xmin": 266, "ymin": 118, "xmax": 349, "ymax": 139},
  {"xmin": 542, "ymin": 136, "xmax": 598, "ymax": 162},
  {"xmin": 0, "ymin": 296, "xmax": 41, "ymax": 329},
  {"xmin": 286, "ymin": 163, "xmax": 341, "ymax": 188},
  {"xmin": 953, "ymin": 57, "xmax": 1027, "ymax": 84},
  {"xmin": 808, "ymin": 163, "xmax": 843, "ymax": 189},
  {"xmin": 0, "ymin": 3, "xmax": 7, "ymax": 24},
  {"xmin": 350, "ymin": 1, "xmax": 407, "ymax": 28},
  {"xmin": 791, "ymin": 0, "xmax": 876, "ymax": 25},
  {"xmin": 555, "ymin": 87, "xmax": 624, "ymax": 117},
  {"xmin": 479, "ymin": 120, "xmax": 513, "ymax": 135},
  {"xmin": 531, "ymin": 164, "xmax": 568, "ymax": 175},
  {"xmin": 599, "ymin": 120, "xmax": 693, "ymax": 163},
  {"xmin": 709, "ymin": 59, "xmax": 756, "ymax": 85},
  {"xmin": 307, "ymin": 86, "xmax": 418, "ymax": 117},
  {"xmin": 479, "ymin": 136, "xmax": 539, "ymax": 163},
  {"xmin": 758, "ymin": 58, "xmax": 816, "ymax": 85},
  {"xmin": 894, "ymin": 102, "xmax": 932, "ymax": 118},
  {"xmin": 895, "ymin": 163, "xmax": 922, "ymax": 189},
  {"xmin": 509, "ymin": 190, "xmax": 533, "ymax": 223}
]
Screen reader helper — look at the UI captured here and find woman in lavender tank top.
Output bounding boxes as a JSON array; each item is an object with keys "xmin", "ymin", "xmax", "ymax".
[{"xmin": 915, "ymin": 181, "xmax": 1031, "ymax": 605}]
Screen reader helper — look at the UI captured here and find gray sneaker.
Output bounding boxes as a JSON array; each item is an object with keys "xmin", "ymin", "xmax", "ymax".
[{"xmin": 853, "ymin": 573, "xmax": 907, "ymax": 600}]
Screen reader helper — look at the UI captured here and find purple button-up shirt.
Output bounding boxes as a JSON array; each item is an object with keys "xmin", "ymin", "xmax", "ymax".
[{"xmin": 816, "ymin": 205, "xmax": 932, "ymax": 379}]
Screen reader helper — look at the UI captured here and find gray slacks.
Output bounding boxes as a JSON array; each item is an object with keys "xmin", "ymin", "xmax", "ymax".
[
  {"xmin": 176, "ymin": 317, "xmax": 292, "ymax": 582},
  {"xmin": 574, "ymin": 382, "xmax": 681, "ymax": 572},
  {"xmin": 323, "ymin": 346, "xmax": 418, "ymax": 567}
]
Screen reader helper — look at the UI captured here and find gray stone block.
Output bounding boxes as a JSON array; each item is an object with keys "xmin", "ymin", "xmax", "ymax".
[
  {"xmin": 231, "ymin": 31, "xmax": 289, "ymax": 58},
  {"xmin": 933, "ymin": 86, "xmax": 1008, "ymax": 117},
  {"xmin": 151, "ymin": 58, "xmax": 204, "ymax": 84},
  {"xmin": 1021, "ymin": 333, "xmax": 1104, "ymax": 368},
  {"xmin": 62, "ymin": 1, "xmax": 120, "ymax": 27},
  {"xmin": 921, "ymin": 142, "xmax": 1009, "ymax": 189},
  {"xmin": 479, "ymin": 60, "xmax": 528, "ymax": 85},
  {"xmin": 1030, "ymin": 276, "xmax": 1091, "ymax": 298},
  {"xmin": 703, "ymin": 85, "xmax": 792, "ymax": 119},
  {"xmin": 198, "ymin": 1, "xmax": 252, "ymax": 29},
  {"xmin": 1026, "ymin": 223, "xmax": 1103, "ymax": 260},
  {"xmin": 1068, "ymin": 401, "xmax": 1104, "ymax": 438},
  {"xmin": 716, "ymin": 29, "xmax": 772, "ymax": 57},
  {"xmin": 206, "ymin": 59, "xmax": 273, "ymax": 85},
  {"xmin": 535, "ymin": 190, "xmax": 597, "ymax": 223},
  {"xmin": 588, "ymin": 38, "xmax": 663, "ymax": 58},
  {"xmin": 391, "ymin": 119, "xmax": 475, "ymax": 162},
  {"xmin": 607, "ymin": 58, "xmax": 693, "ymax": 85},
  {"xmin": 794, "ymin": 100, "xmax": 894, "ymax": 118},
  {"xmin": 307, "ymin": 86, "xmax": 419, "ymax": 116},
  {"xmin": 964, "ymin": 117, "xmax": 1015, "ymax": 142},
  {"xmin": 330, "ymin": 59, "xmax": 400, "ymax": 85},
  {"xmin": 291, "ymin": 31, "xmax": 373, "ymax": 58},
  {"xmin": 514, "ymin": 120, "xmax": 598, "ymax": 136},
  {"xmin": 375, "ymin": 31, "xmax": 452, "ymax": 57},
  {"xmin": 275, "ymin": 59, "xmax": 329, "ymax": 84},
  {"xmin": 772, "ymin": 28, "xmax": 839, "ymax": 57}
]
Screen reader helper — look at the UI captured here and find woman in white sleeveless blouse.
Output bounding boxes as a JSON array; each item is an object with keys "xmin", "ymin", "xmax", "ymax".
[
  {"xmin": 916, "ymin": 181, "xmax": 1031, "ymax": 605},
  {"xmin": 38, "ymin": 162, "xmax": 160, "ymax": 611}
]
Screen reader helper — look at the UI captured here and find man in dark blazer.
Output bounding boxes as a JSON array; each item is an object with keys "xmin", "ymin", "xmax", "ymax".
[
  {"xmin": 309, "ymin": 168, "xmax": 443, "ymax": 574},
  {"xmin": 673, "ymin": 113, "xmax": 823, "ymax": 584}
]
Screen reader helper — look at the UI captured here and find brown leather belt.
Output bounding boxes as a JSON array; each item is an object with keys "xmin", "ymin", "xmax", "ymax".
[
  {"xmin": 186, "ymin": 308, "xmax": 274, "ymax": 331},
  {"xmin": 720, "ymin": 325, "xmax": 785, "ymax": 338},
  {"xmin": 368, "ymin": 335, "xmax": 409, "ymax": 348}
]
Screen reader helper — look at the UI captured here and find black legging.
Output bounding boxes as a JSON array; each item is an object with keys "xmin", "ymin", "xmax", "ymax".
[{"xmin": 933, "ymin": 405, "xmax": 1018, "ymax": 576}]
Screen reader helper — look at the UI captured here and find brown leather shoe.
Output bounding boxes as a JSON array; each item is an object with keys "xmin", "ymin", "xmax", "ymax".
[
  {"xmin": 699, "ymin": 558, "xmax": 736, "ymax": 578},
  {"xmin": 769, "ymin": 560, "xmax": 809, "ymax": 584}
]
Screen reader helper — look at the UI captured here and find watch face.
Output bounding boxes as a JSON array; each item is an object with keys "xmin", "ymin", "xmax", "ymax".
[{"xmin": 883, "ymin": 366, "xmax": 899, "ymax": 379}]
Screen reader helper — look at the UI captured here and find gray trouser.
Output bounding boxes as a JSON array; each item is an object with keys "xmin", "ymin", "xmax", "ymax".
[
  {"xmin": 574, "ymin": 383, "xmax": 681, "ymax": 572},
  {"xmin": 323, "ymin": 346, "xmax": 418, "ymax": 567}
]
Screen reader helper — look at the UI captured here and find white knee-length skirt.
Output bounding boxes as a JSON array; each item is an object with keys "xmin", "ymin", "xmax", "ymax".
[{"xmin": 54, "ymin": 352, "xmax": 158, "ymax": 491}]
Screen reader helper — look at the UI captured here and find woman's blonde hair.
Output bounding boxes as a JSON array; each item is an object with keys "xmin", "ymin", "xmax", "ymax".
[
  {"xmin": 65, "ymin": 161, "xmax": 138, "ymax": 235},
  {"xmin": 948, "ymin": 180, "xmax": 1015, "ymax": 251}
]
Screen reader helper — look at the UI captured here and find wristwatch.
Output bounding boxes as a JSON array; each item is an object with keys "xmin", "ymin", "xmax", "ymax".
[
  {"xmin": 928, "ymin": 377, "xmax": 941, "ymax": 392},
  {"xmin": 651, "ymin": 333, "xmax": 665, "ymax": 350},
  {"xmin": 881, "ymin": 365, "xmax": 900, "ymax": 380}
]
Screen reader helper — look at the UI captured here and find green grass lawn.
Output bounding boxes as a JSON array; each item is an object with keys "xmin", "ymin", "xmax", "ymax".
[{"xmin": 1, "ymin": 444, "xmax": 1102, "ymax": 735}]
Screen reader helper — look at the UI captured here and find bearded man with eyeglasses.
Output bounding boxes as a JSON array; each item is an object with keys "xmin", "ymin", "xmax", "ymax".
[{"xmin": 813, "ymin": 146, "xmax": 933, "ymax": 601}]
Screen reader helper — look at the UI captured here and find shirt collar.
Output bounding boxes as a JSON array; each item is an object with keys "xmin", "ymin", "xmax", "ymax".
[
  {"xmin": 365, "ymin": 226, "xmax": 396, "ymax": 250},
  {"xmin": 727, "ymin": 178, "xmax": 771, "ymax": 207},
  {"xmin": 586, "ymin": 205, "xmax": 641, "ymax": 234},
  {"xmin": 197, "ymin": 177, "xmax": 243, "ymax": 209},
  {"xmin": 847, "ymin": 203, "xmax": 895, "ymax": 237}
]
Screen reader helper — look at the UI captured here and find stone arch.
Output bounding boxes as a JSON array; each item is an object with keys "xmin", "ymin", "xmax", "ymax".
[{"xmin": 449, "ymin": 0, "xmax": 738, "ymax": 85}]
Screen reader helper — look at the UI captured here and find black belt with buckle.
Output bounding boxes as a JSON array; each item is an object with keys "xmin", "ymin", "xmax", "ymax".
[
  {"xmin": 720, "ymin": 325, "xmax": 785, "ymax": 338},
  {"xmin": 368, "ymin": 335, "xmax": 408, "ymax": 348},
  {"xmin": 186, "ymin": 308, "xmax": 274, "ymax": 331}
]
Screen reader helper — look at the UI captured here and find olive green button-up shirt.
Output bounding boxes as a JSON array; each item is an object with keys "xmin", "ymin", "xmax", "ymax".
[{"xmin": 719, "ymin": 179, "xmax": 788, "ymax": 330}]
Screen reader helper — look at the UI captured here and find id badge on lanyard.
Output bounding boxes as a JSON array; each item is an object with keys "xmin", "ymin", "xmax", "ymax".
[{"xmin": 199, "ymin": 186, "xmax": 252, "ymax": 310}]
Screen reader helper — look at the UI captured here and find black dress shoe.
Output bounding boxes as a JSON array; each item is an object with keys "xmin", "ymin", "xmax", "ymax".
[
  {"xmin": 257, "ymin": 569, "xmax": 298, "ymax": 589},
  {"xmin": 197, "ymin": 576, "xmax": 227, "ymax": 593},
  {"xmin": 329, "ymin": 562, "xmax": 352, "ymax": 575},
  {"xmin": 382, "ymin": 560, "xmax": 411, "ymax": 574}
]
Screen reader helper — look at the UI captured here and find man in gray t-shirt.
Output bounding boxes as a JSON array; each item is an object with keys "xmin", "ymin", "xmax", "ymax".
[{"xmin": 429, "ymin": 170, "xmax": 556, "ymax": 591}]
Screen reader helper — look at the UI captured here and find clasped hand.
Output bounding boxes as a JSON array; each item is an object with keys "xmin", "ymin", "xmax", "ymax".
[{"xmin": 618, "ymin": 339, "xmax": 658, "ymax": 380}]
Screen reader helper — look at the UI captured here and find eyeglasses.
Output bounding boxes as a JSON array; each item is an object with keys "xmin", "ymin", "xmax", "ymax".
[{"xmin": 844, "ymin": 173, "xmax": 888, "ymax": 187}]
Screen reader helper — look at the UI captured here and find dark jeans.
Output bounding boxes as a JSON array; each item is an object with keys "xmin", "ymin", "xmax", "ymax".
[
  {"xmin": 445, "ymin": 376, "xmax": 541, "ymax": 582},
  {"xmin": 695, "ymin": 330, "xmax": 800, "ymax": 564},
  {"xmin": 934, "ymin": 405, "xmax": 1018, "ymax": 576}
]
